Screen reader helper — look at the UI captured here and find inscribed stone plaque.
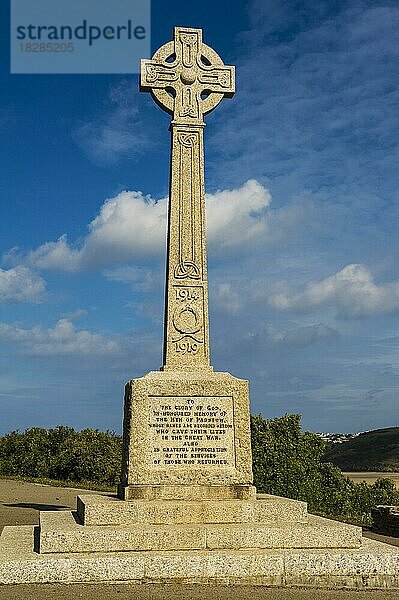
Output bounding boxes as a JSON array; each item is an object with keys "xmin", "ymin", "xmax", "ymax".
[
  {"xmin": 119, "ymin": 371, "xmax": 253, "ymax": 497},
  {"xmin": 148, "ymin": 396, "xmax": 235, "ymax": 468}
]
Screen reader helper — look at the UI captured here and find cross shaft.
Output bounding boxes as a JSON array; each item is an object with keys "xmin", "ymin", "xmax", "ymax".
[{"xmin": 140, "ymin": 27, "xmax": 235, "ymax": 371}]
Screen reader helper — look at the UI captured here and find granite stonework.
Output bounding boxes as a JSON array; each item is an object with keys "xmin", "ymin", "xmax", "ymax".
[
  {"xmin": 1, "ymin": 26, "xmax": 399, "ymax": 589},
  {"xmin": 140, "ymin": 28, "xmax": 234, "ymax": 374},
  {"xmin": 77, "ymin": 493, "xmax": 307, "ymax": 526},
  {"xmin": 38, "ymin": 510, "xmax": 361, "ymax": 555},
  {"xmin": 118, "ymin": 370, "xmax": 253, "ymax": 500},
  {"xmin": 1, "ymin": 524, "xmax": 399, "ymax": 587}
]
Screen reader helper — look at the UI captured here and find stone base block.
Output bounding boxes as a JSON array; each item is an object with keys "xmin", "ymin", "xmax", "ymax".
[
  {"xmin": 117, "ymin": 484, "xmax": 256, "ymax": 501},
  {"xmin": 77, "ymin": 493, "xmax": 307, "ymax": 526},
  {"xmin": 38, "ymin": 510, "xmax": 361, "ymax": 554},
  {"xmin": 119, "ymin": 370, "xmax": 253, "ymax": 494},
  {"xmin": 1, "ymin": 525, "xmax": 398, "ymax": 588}
]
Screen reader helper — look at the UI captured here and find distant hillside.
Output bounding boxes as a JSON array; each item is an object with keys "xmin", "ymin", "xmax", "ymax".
[{"xmin": 324, "ymin": 427, "xmax": 399, "ymax": 471}]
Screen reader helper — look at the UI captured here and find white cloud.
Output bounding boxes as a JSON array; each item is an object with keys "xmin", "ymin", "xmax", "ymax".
[
  {"xmin": 60, "ymin": 308, "xmax": 88, "ymax": 320},
  {"xmin": 0, "ymin": 319, "xmax": 120, "ymax": 356},
  {"xmin": 0, "ymin": 266, "xmax": 45, "ymax": 303},
  {"xmin": 21, "ymin": 235, "xmax": 81, "ymax": 272},
  {"xmin": 73, "ymin": 81, "xmax": 150, "ymax": 165},
  {"xmin": 269, "ymin": 264, "xmax": 399, "ymax": 318},
  {"xmin": 277, "ymin": 323, "xmax": 338, "ymax": 347},
  {"xmin": 206, "ymin": 179, "xmax": 271, "ymax": 251},
  {"xmin": 17, "ymin": 191, "xmax": 166, "ymax": 272},
  {"xmin": 213, "ymin": 282, "xmax": 243, "ymax": 315},
  {"xmin": 9, "ymin": 180, "xmax": 273, "ymax": 273},
  {"xmin": 245, "ymin": 322, "xmax": 338, "ymax": 349},
  {"xmin": 104, "ymin": 265, "xmax": 161, "ymax": 293},
  {"xmin": 104, "ymin": 265, "xmax": 143, "ymax": 283}
]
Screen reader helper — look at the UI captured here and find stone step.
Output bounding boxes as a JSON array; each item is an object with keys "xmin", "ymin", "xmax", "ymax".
[
  {"xmin": 77, "ymin": 493, "xmax": 308, "ymax": 526},
  {"xmin": 39, "ymin": 510, "xmax": 362, "ymax": 554},
  {"xmin": 1, "ymin": 524, "xmax": 398, "ymax": 588}
]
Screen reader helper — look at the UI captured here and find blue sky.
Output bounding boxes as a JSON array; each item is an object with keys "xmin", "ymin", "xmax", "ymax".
[{"xmin": 1, "ymin": 0, "xmax": 399, "ymax": 435}]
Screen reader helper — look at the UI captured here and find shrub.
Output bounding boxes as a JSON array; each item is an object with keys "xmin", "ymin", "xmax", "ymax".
[
  {"xmin": 251, "ymin": 413, "xmax": 399, "ymax": 525},
  {"xmin": 0, "ymin": 426, "xmax": 121, "ymax": 486}
]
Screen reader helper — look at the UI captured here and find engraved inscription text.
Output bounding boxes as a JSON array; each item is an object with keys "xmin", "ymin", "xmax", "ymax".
[{"xmin": 148, "ymin": 396, "xmax": 234, "ymax": 468}]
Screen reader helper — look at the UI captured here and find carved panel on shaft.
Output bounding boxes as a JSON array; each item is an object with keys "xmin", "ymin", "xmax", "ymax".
[
  {"xmin": 172, "ymin": 286, "xmax": 205, "ymax": 356},
  {"xmin": 163, "ymin": 124, "xmax": 209, "ymax": 370}
]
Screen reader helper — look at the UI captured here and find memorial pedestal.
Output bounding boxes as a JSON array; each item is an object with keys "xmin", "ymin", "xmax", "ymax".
[
  {"xmin": 1, "ymin": 368, "xmax": 397, "ymax": 588},
  {"xmin": 118, "ymin": 370, "xmax": 253, "ymax": 501}
]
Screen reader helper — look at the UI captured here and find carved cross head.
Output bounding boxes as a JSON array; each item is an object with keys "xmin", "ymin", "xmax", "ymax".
[{"xmin": 140, "ymin": 27, "xmax": 235, "ymax": 125}]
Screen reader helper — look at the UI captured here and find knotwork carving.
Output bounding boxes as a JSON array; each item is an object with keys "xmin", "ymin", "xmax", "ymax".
[
  {"xmin": 180, "ymin": 102, "xmax": 197, "ymax": 118},
  {"xmin": 180, "ymin": 33, "xmax": 197, "ymax": 47},
  {"xmin": 146, "ymin": 65, "xmax": 160, "ymax": 83},
  {"xmin": 219, "ymin": 72, "xmax": 230, "ymax": 87},
  {"xmin": 178, "ymin": 132, "xmax": 198, "ymax": 147},
  {"xmin": 174, "ymin": 261, "xmax": 200, "ymax": 279},
  {"xmin": 146, "ymin": 64, "xmax": 178, "ymax": 84}
]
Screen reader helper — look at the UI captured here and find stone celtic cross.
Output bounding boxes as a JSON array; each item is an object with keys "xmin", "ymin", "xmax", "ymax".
[{"xmin": 141, "ymin": 27, "xmax": 235, "ymax": 371}]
